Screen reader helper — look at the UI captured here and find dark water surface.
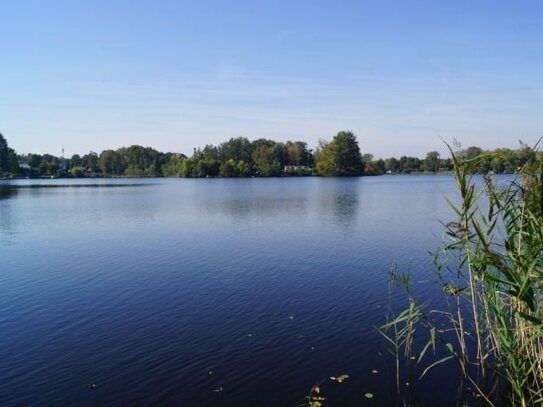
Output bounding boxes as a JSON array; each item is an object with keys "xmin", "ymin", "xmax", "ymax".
[{"xmin": 0, "ymin": 176, "xmax": 469, "ymax": 405}]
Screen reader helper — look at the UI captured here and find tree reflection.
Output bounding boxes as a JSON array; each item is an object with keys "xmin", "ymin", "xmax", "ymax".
[{"xmin": 0, "ymin": 185, "xmax": 18, "ymax": 200}]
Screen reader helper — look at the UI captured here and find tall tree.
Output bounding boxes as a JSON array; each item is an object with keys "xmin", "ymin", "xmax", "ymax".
[
  {"xmin": 423, "ymin": 151, "xmax": 440, "ymax": 172},
  {"xmin": 315, "ymin": 131, "xmax": 363, "ymax": 176},
  {"xmin": 219, "ymin": 137, "xmax": 252, "ymax": 163},
  {"xmin": 99, "ymin": 150, "xmax": 124, "ymax": 176},
  {"xmin": 0, "ymin": 133, "xmax": 9, "ymax": 172},
  {"xmin": 82, "ymin": 152, "xmax": 99, "ymax": 173},
  {"xmin": 0, "ymin": 133, "xmax": 20, "ymax": 175}
]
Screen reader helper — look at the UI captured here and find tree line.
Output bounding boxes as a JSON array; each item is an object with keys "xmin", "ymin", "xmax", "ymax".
[{"xmin": 0, "ymin": 131, "xmax": 537, "ymax": 178}]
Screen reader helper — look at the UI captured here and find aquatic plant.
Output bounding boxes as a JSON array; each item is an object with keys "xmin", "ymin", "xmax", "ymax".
[{"xmin": 381, "ymin": 141, "xmax": 543, "ymax": 406}]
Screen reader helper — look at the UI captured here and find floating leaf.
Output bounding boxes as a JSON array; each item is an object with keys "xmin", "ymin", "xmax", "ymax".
[
  {"xmin": 364, "ymin": 392, "xmax": 374, "ymax": 399},
  {"xmin": 442, "ymin": 283, "xmax": 466, "ymax": 296},
  {"xmin": 330, "ymin": 374, "xmax": 349, "ymax": 383},
  {"xmin": 308, "ymin": 386, "xmax": 325, "ymax": 407}
]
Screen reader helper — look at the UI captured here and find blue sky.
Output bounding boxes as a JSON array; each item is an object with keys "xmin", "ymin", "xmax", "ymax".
[{"xmin": 1, "ymin": 0, "xmax": 542, "ymax": 158}]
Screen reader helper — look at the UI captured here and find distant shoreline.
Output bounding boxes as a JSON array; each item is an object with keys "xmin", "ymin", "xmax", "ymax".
[{"xmin": 7, "ymin": 171, "xmax": 515, "ymax": 182}]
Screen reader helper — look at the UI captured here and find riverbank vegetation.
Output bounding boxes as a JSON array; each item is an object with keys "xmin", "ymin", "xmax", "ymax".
[
  {"xmin": 0, "ymin": 131, "xmax": 537, "ymax": 179},
  {"xmin": 382, "ymin": 143, "xmax": 543, "ymax": 405}
]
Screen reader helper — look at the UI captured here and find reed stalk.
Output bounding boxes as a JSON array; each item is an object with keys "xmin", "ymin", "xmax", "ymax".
[{"xmin": 381, "ymin": 141, "xmax": 543, "ymax": 405}]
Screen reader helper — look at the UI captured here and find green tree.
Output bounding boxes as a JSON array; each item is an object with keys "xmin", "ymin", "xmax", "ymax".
[
  {"xmin": 252, "ymin": 144, "xmax": 282, "ymax": 176},
  {"xmin": 195, "ymin": 159, "xmax": 221, "ymax": 177},
  {"xmin": 375, "ymin": 158, "xmax": 385, "ymax": 173},
  {"xmin": 70, "ymin": 167, "xmax": 85, "ymax": 177},
  {"xmin": 27, "ymin": 153, "xmax": 42, "ymax": 169},
  {"xmin": 286, "ymin": 141, "xmax": 312, "ymax": 165},
  {"xmin": 315, "ymin": 139, "xmax": 337, "ymax": 175},
  {"xmin": 99, "ymin": 150, "xmax": 124, "ymax": 176},
  {"xmin": 162, "ymin": 153, "xmax": 186, "ymax": 177},
  {"xmin": 196, "ymin": 144, "xmax": 220, "ymax": 160},
  {"xmin": 82, "ymin": 152, "xmax": 99, "ymax": 173},
  {"xmin": 334, "ymin": 131, "xmax": 363, "ymax": 175},
  {"xmin": 180, "ymin": 157, "xmax": 198, "ymax": 177},
  {"xmin": 422, "ymin": 151, "xmax": 440, "ymax": 172},
  {"xmin": 220, "ymin": 159, "xmax": 239, "ymax": 177},
  {"xmin": 315, "ymin": 131, "xmax": 363, "ymax": 176},
  {"xmin": 384, "ymin": 157, "xmax": 399, "ymax": 173},
  {"xmin": 0, "ymin": 133, "xmax": 8, "ymax": 172},
  {"xmin": 70, "ymin": 154, "xmax": 82, "ymax": 168},
  {"xmin": 398, "ymin": 156, "xmax": 421, "ymax": 173},
  {"xmin": 237, "ymin": 160, "xmax": 250, "ymax": 176},
  {"xmin": 39, "ymin": 161, "xmax": 59, "ymax": 177},
  {"xmin": 0, "ymin": 134, "xmax": 20, "ymax": 176},
  {"xmin": 219, "ymin": 137, "xmax": 252, "ymax": 163},
  {"xmin": 118, "ymin": 145, "xmax": 162, "ymax": 176}
]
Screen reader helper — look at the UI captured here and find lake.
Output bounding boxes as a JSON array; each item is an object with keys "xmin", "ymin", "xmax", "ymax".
[{"xmin": 0, "ymin": 175, "xmax": 471, "ymax": 405}]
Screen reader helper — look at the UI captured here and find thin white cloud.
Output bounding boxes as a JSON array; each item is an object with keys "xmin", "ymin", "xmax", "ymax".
[{"xmin": 4, "ymin": 64, "xmax": 542, "ymax": 158}]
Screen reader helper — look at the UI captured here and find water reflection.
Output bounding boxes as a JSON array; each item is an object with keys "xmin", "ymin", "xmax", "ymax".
[
  {"xmin": 332, "ymin": 192, "xmax": 359, "ymax": 227},
  {"xmin": 0, "ymin": 186, "xmax": 17, "ymax": 239},
  {"xmin": 218, "ymin": 197, "xmax": 309, "ymax": 220},
  {"xmin": 318, "ymin": 180, "xmax": 360, "ymax": 228},
  {"xmin": 0, "ymin": 176, "xmax": 466, "ymax": 406},
  {"xmin": 4, "ymin": 183, "xmax": 151, "ymax": 189},
  {"xmin": 0, "ymin": 185, "xmax": 18, "ymax": 200}
]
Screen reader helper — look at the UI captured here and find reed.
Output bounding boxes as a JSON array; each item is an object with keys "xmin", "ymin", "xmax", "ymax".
[{"xmin": 381, "ymin": 141, "xmax": 543, "ymax": 405}]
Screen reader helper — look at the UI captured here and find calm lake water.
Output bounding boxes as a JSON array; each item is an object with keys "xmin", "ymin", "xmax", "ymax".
[{"xmin": 0, "ymin": 175, "xmax": 476, "ymax": 405}]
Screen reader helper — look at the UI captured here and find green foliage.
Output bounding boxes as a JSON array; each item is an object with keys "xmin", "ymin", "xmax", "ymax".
[
  {"xmin": 236, "ymin": 160, "xmax": 250, "ymax": 176},
  {"xmin": 3, "ymin": 130, "xmax": 536, "ymax": 180},
  {"xmin": 219, "ymin": 159, "xmax": 240, "ymax": 177},
  {"xmin": 314, "ymin": 140, "xmax": 337, "ymax": 176},
  {"xmin": 0, "ymin": 133, "xmax": 9, "ymax": 174},
  {"xmin": 116, "ymin": 146, "xmax": 163, "ymax": 176},
  {"xmin": 99, "ymin": 150, "xmax": 124, "ymax": 176},
  {"xmin": 219, "ymin": 137, "xmax": 253, "ymax": 163},
  {"xmin": 161, "ymin": 153, "xmax": 185, "ymax": 177},
  {"xmin": 70, "ymin": 167, "xmax": 85, "ymax": 177},
  {"xmin": 364, "ymin": 155, "xmax": 386, "ymax": 175},
  {"xmin": 398, "ymin": 156, "xmax": 421, "ymax": 173},
  {"xmin": 179, "ymin": 157, "xmax": 198, "ymax": 177},
  {"xmin": 315, "ymin": 131, "xmax": 363, "ymax": 176},
  {"xmin": 39, "ymin": 161, "xmax": 59, "ymax": 177},
  {"xmin": 185, "ymin": 137, "xmax": 313, "ymax": 178},
  {"xmin": 422, "ymin": 151, "xmax": 440, "ymax": 172},
  {"xmin": 382, "ymin": 142, "xmax": 543, "ymax": 405},
  {"xmin": 251, "ymin": 144, "xmax": 283, "ymax": 176},
  {"xmin": 195, "ymin": 159, "xmax": 221, "ymax": 177},
  {"xmin": 286, "ymin": 141, "xmax": 313, "ymax": 166},
  {"xmin": 0, "ymin": 133, "xmax": 20, "ymax": 177},
  {"xmin": 27, "ymin": 153, "xmax": 43, "ymax": 169},
  {"xmin": 384, "ymin": 157, "xmax": 399, "ymax": 173}
]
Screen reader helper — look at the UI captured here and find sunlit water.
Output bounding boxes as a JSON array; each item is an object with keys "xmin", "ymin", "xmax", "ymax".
[{"xmin": 0, "ymin": 175, "xmax": 486, "ymax": 405}]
